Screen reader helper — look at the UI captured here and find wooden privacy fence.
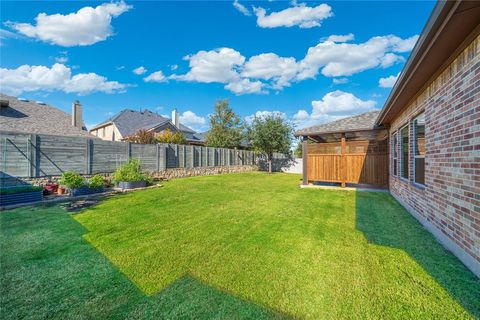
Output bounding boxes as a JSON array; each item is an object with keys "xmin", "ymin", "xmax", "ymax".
[
  {"xmin": 0, "ymin": 131, "xmax": 257, "ymax": 179},
  {"xmin": 306, "ymin": 139, "xmax": 388, "ymax": 187}
]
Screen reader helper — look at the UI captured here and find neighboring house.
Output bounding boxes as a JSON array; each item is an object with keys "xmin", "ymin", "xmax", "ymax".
[
  {"xmin": 0, "ymin": 93, "xmax": 93, "ymax": 138},
  {"xmin": 89, "ymin": 109, "xmax": 205, "ymax": 145},
  {"xmin": 296, "ymin": 1, "xmax": 480, "ymax": 277}
]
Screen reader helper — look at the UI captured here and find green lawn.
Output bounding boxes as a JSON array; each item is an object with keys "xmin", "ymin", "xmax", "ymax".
[{"xmin": 1, "ymin": 173, "xmax": 479, "ymax": 319}]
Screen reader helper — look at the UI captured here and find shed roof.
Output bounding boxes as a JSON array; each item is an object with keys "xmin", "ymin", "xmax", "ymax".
[
  {"xmin": 0, "ymin": 93, "xmax": 93, "ymax": 137},
  {"xmin": 295, "ymin": 110, "xmax": 381, "ymax": 137}
]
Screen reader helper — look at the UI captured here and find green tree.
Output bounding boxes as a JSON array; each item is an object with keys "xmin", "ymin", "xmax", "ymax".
[
  {"xmin": 248, "ymin": 113, "xmax": 294, "ymax": 173},
  {"xmin": 294, "ymin": 140, "xmax": 303, "ymax": 158},
  {"xmin": 156, "ymin": 129, "xmax": 187, "ymax": 144},
  {"xmin": 205, "ymin": 100, "xmax": 243, "ymax": 148}
]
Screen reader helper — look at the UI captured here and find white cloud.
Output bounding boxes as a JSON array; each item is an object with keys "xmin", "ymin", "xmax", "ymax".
[
  {"xmin": 115, "ymin": 65, "xmax": 125, "ymax": 71},
  {"xmin": 233, "ymin": 0, "xmax": 251, "ymax": 16},
  {"xmin": 297, "ymin": 34, "xmax": 418, "ymax": 79},
  {"xmin": 133, "ymin": 66, "xmax": 147, "ymax": 75},
  {"xmin": 326, "ymin": 33, "xmax": 354, "ymax": 42},
  {"xmin": 0, "ymin": 63, "xmax": 128, "ymax": 96},
  {"xmin": 293, "ymin": 90, "xmax": 377, "ymax": 128},
  {"xmin": 242, "ymin": 53, "xmax": 299, "ymax": 90},
  {"xmin": 179, "ymin": 111, "xmax": 207, "ymax": 129},
  {"xmin": 224, "ymin": 78, "xmax": 265, "ymax": 95},
  {"xmin": 144, "ymin": 70, "xmax": 166, "ymax": 82},
  {"xmin": 170, "ymin": 34, "xmax": 417, "ymax": 95},
  {"xmin": 245, "ymin": 110, "xmax": 286, "ymax": 123},
  {"xmin": 170, "ymin": 64, "xmax": 178, "ymax": 71},
  {"xmin": 9, "ymin": 1, "xmax": 132, "ymax": 47},
  {"xmin": 254, "ymin": 3, "xmax": 332, "ymax": 28},
  {"xmin": 172, "ymin": 48, "xmax": 245, "ymax": 83},
  {"xmin": 379, "ymin": 72, "xmax": 400, "ymax": 88},
  {"xmin": 55, "ymin": 56, "xmax": 68, "ymax": 63},
  {"xmin": 332, "ymin": 77, "xmax": 349, "ymax": 84}
]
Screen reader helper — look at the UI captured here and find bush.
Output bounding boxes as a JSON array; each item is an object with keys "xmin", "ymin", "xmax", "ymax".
[
  {"xmin": 113, "ymin": 159, "xmax": 147, "ymax": 183},
  {"xmin": 88, "ymin": 175, "xmax": 104, "ymax": 189},
  {"xmin": 0, "ymin": 185, "xmax": 43, "ymax": 195},
  {"xmin": 155, "ymin": 129, "xmax": 187, "ymax": 144},
  {"xmin": 125, "ymin": 129, "xmax": 156, "ymax": 144},
  {"xmin": 59, "ymin": 171, "xmax": 85, "ymax": 189}
]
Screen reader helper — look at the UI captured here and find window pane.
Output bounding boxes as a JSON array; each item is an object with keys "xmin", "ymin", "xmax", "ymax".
[
  {"xmin": 401, "ymin": 126, "xmax": 409, "ymax": 179},
  {"xmin": 414, "ymin": 112, "xmax": 425, "ymax": 184},
  {"xmin": 392, "ymin": 134, "xmax": 397, "ymax": 176},
  {"xmin": 415, "ymin": 158, "xmax": 425, "ymax": 185}
]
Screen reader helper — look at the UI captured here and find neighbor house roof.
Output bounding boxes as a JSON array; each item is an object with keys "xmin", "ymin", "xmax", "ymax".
[
  {"xmin": 376, "ymin": 1, "xmax": 480, "ymax": 125},
  {"xmin": 295, "ymin": 110, "xmax": 381, "ymax": 137},
  {"xmin": 0, "ymin": 93, "xmax": 93, "ymax": 138},
  {"xmin": 90, "ymin": 109, "xmax": 197, "ymax": 138}
]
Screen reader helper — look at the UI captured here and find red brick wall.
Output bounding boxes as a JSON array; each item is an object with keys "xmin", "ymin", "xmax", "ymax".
[{"xmin": 389, "ymin": 36, "xmax": 480, "ymax": 274}]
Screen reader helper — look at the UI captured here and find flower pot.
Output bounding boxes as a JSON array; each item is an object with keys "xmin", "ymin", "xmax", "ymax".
[
  {"xmin": 58, "ymin": 187, "xmax": 66, "ymax": 195},
  {"xmin": 70, "ymin": 187, "xmax": 104, "ymax": 197},
  {"xmin": 117, "ymin": 181, "xmax": 146, "ymax": 190}
]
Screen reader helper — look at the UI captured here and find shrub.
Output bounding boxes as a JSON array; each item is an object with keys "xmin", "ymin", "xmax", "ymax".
[
  {"xmin": 0, "ymin": 185, "xmax": 43, "ymax": 195},
  {"xmin": 59, "ymin": 171, "xmax": 85, "ymax": 189},
  {"xmin": 113, "ymin": 159, "xmax": 147, "ymax": 182},
  {"xmin": 156, "ymin": 129, "xmax": 187, "ymax": 144},
  {"xmin": 125, "ymin": 129, "xmax": 156, "ymax": 144},
  {"xmin": 88, "ymin": 175, "xmax": 104, "ymax": 189}
]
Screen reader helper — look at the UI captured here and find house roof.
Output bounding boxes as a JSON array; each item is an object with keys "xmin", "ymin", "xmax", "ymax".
[
  {"xmin": 0, "ymin": 93, "xmax": 93, "ymax": 137},
  {"xmin": 376, "ymin": 1, "xmax": 480, "ymax": 125},
  {"xmin": 295, "ymin": 110, "xmax": 381, "ymax": 137},
  {"xmin": 91, "ymin": 109, "xmax": 197, "ymax": 137}
]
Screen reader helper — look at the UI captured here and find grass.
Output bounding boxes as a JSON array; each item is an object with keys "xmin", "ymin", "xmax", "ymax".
[{"xmin": 1, "ymin": 173, "xmax": 479, "ymax": 319}]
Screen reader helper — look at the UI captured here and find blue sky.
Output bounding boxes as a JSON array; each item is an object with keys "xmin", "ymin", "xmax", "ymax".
[{"xmin": 0, "ymin": 0, "xmax": 435, "ymax": 132}]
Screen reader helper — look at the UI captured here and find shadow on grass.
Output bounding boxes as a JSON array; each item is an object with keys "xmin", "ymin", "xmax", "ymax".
[
  {"xmin": 0, "ymin": 205, "xmax": 290, "ymax": 319},
  {"xmin": 355, "ymin": 191, "xmax": 480, "ymax": 318}
]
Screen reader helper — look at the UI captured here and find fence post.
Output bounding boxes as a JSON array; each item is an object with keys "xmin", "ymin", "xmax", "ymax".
[
  {"xmin": 190, "ymin": 145, "xmax": 195, "ymax": 168},
  {"xmin": 156, "ymin": 144, "xmax": 160, "ymax": 171},
  {"xmin": 183, "ymin": 145, "xmax": 187, "ymax": 168},
  {"xmin": 126, "ymin": 141, "xmax": 131, "ymax": 160},
  {"xmin": 341, "ymin": 133, "xmax": 346, "ymax": 188},
  {"xmin": 160, "ymin": 144, "xmax": 167, "ymax": 171},
  {"xmin": 28, "ymin": 134, "xmax": 38, "ymax": 177},
  {"xmin": 206, "ymin": 147, "xmax": 210, "ymax": 167},
  {"xmin": 85, "ymin": 138, "xmax": 92, "ymax": 175}
]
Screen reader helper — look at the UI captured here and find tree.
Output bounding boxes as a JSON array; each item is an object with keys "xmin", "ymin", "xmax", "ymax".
[
  {"xmin": 294, "ymin": 139, "xmax": 303, "ymax": 158},
  {"xmin": 248, "ymin": 113, "xmax": 294, "ymax": 173},
  {"xmin": 205, "ymin": 100, "xmax": 243, "ymax": 148},
  {"xmin": 125, "ymin": 129, "xmax": 156, "ymax": 144},
  {"xmin": 156, "ymin": 129, "xmax": 187, "ymax": 144}
]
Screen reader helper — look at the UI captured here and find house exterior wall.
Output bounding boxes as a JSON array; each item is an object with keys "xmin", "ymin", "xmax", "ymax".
[
  {"xmin": 388, "ymin": 36, "xmax": 479, "ymax": 276},
  {"xmin": 90, "ymin": 124, "xmax": 122, "ymax": 141}
]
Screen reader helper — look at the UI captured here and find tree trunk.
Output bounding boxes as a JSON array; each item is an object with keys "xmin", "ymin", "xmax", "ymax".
[{"xmin": 268, "ymin": 159, "xmax": 272, "ymax": 173}]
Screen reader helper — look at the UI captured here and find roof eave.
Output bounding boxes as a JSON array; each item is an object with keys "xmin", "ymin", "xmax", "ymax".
[{"xmin": 376, "ymin": 1, "xmax": 480, "ymax": 126}]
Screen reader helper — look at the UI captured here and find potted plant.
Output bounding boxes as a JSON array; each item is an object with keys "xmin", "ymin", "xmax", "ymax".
[
  {"xmin": 113, "ymin": 159, "xmax": 148, "ymax": 189},
  {"xmin": 59, "ymin": 172, "xmax": 105, "ymax": 197},
  {"xmin": 0, "ymin": 185, "xmax": 43, "ymax": 206}
]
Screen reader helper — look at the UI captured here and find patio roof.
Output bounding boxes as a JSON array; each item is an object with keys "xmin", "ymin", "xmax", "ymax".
[{"xmin": 294, "ymin": 110, "xmax": 382, "ymax": 137}]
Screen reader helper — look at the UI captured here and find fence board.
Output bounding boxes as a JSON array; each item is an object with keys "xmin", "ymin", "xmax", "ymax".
[{"xmin": 1, "ymin": 131, "xmax": 292, "ymax": 179}]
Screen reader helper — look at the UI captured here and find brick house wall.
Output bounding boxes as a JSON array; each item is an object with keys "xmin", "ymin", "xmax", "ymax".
[{"xmin": 389, "ymin": 36, "xmax": 479, "ymax": 275}]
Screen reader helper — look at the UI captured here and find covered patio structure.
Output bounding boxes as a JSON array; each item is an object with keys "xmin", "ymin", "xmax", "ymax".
[{"xmin": 295, "ymin": 110, "xmax": 389, "ymax": 188}]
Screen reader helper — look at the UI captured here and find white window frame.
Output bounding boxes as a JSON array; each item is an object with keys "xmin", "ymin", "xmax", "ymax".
[
  {"xmin": 413, "ymin": 112, "xmax": 425, "ymax": 186},
  {"xmin": 399, "ymin": 124, "xmax": 409, "ymax": 181},
  {"xmin": 391, "ymin": 132, "xmax": 398, "ymax": 176}
]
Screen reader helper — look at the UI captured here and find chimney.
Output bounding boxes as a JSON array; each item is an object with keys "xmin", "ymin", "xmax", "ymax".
[
  {"xmin": 72, "ymin": 100, "xmax": 83, "ymax": 129},
  {"xmin": 171, "ymin": 109, "xmax": 179, "ymax": 128}
]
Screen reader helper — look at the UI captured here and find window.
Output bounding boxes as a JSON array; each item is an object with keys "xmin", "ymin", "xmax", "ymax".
[
  {"xmin": 392, "ymin": 133, "xmax": 398, "ymax": 176},
  {"xmin": 413, "ymin": 113, "xmax": 425, "ymax": 185},
  {"xmin": 400, "ymin": 125, "xmax": 409, "ymax": 179}
]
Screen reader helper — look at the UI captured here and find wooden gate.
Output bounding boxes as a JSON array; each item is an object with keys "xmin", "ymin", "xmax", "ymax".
[{"xmin": 306, "ymin": 139, "xmax": 388, "ymax": 188}]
